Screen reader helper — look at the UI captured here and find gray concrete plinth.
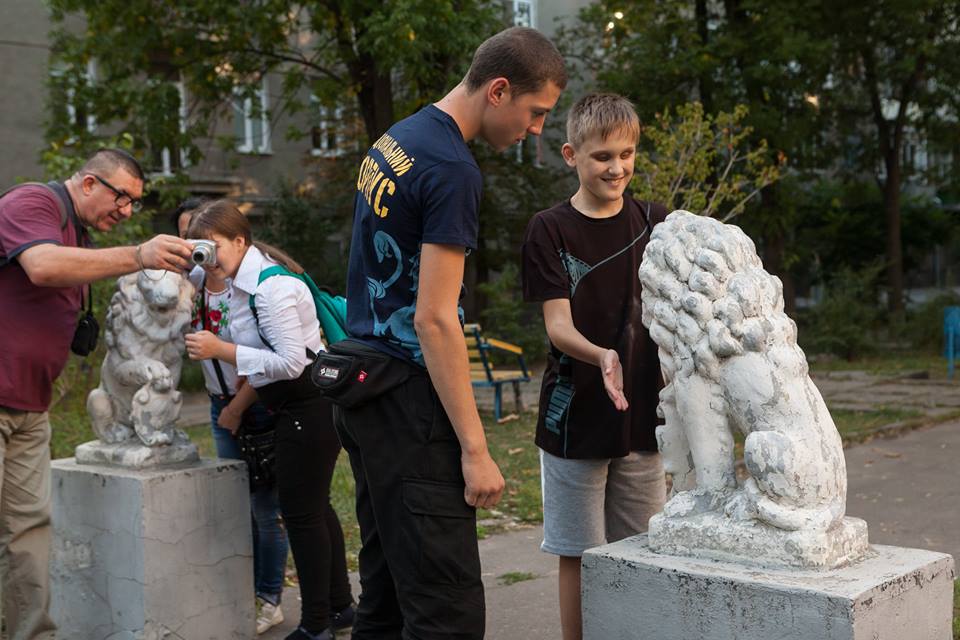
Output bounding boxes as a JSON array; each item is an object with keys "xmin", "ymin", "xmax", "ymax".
[
  {"xmin": 50, "ymin": 457, "xmax": 255, "ymax": 640},
  {"xmin": 582, "ymin": 534, "xmax": 955, "ymax": 640}
]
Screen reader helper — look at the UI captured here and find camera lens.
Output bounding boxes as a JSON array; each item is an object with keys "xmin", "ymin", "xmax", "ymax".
[{"xmin": 192, "ymin": 249, "xmax": 206, "ymax": 264}]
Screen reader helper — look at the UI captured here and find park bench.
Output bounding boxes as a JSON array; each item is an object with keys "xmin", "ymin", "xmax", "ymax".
[
  {"xmin": 944, "ymin": 306, "xmax": 960, "ymax": 378},
  {"xmin": 465, "ymin": 323, "xmax": 531, "ymax": 421}
]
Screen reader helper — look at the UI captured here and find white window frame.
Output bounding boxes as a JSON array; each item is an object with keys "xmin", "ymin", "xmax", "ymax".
[
  {"xmin": 513, "ymin": 0, "xmax": 536, "ymax": 28},
  {"xmin": 158, "ymin": 79, "xmax": 190, "ymax": 176},
  {"xmin": 52, "ymin": 59, "xmax": 98, "ymax": 139},
  {"xmin": 310, "ymin": 96, "xmax": 344, "ymax": 158},
  {"xmin": 234, "ymin": 76, "xmax": 272, "ymax": 154},
  {"xmin": 512, "ymin": 1, "xmax": 537, "ymax": 163}
]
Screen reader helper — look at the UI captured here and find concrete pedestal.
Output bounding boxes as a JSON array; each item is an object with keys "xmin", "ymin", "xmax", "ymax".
[
  {"xmin": 50, "ymin": 458, "xmax": 255, "ymax": 639},
  {"xmin": 582, "ymin": 534, "xmax": 955, "ymax": 640}
]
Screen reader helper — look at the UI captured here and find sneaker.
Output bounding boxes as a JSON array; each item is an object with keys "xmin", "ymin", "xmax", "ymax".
[
  {"xmin": 284, "ymin": 627, "xmax": 332, "ymax": 640},
  {"xmin": 256, "ymin": 597, "xmax": 285, "ymax": 634},
  {"xmin": 330, "ymin": 603, "xmax": 356, "ymax": 634}
]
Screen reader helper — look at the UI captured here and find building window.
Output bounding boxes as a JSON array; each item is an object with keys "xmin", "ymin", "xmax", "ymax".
[
  {"xmin": 152, "ymin": 80, "xmax": 189, "ymax": 176},
  {"xmin": 233, "ymin": 76, "xmax": 271, "ymax": 154},
  {"xmin": 512, "ymin": 1, "xmax": 540, "ymax": 163},
  {"xmin": 310, "ymin": 96, "xmax": 344, "ymax": 157},
  {"xmin": 513, "ymin": 0, "xmax": 535, "ymax": 28},
  {"xmin": 50, "ymin": 59, "xmax": 98, "ymax": 139}
]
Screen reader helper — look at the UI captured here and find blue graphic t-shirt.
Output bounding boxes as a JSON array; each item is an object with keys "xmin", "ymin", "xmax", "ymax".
[{"xmin": 346, "ymin": 104, "xmax": 482, "ymax": 364}]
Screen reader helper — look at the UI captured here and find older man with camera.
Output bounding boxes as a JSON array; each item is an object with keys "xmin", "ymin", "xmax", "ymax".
[{"xmin": 0, "ymin": 148, "xmax": 192, "ymax": 640}]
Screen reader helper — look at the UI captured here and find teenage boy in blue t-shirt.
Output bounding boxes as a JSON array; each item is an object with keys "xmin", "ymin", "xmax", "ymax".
[
  {"xmin": 335, "ymin": 26, "xmax": 567, "ymax": 640},
  {"xmin": 522, "ymin": 93, "xmax": 669, "ymax": 640}
]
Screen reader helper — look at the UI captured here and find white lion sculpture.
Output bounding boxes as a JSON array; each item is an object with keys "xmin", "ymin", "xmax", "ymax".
[
  {"xmin": 86, "ymin": 269, "xmax": 195, "ymax": 447},
  {"xmin": 638, "ymin": 210, "xmax": 867, "ymax": 568}
]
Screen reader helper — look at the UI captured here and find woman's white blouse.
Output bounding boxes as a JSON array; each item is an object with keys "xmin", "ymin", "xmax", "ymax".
[{"xmin": 228, "ymin": 245, "xmax": 325, "ymax": 389}]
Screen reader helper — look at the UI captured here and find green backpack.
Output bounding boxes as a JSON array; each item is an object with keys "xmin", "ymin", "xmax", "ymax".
[{"xmin": 248, "ymin": 265, "xmax": 349, "ymax": 346}]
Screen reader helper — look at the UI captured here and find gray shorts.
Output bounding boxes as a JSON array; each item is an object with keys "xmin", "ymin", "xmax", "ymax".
[{"xmin": 540, "ymin": 448, "xmax": 666, "ymax": 557}]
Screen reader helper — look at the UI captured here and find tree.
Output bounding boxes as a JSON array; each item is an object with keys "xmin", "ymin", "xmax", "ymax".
[
  {"xmin": 817, "ymin": 0, "xmax": 960, "ymax": 318},
  {"xmin": 557, "ymin": 0, "xmax": 829, "ymax": 313},
  {"xmin": 47, "ymin": 0, "xmax": 503, "ymax": 161},
  {"xmin": 632, "ymin": 102, "xmax": 781, "ymax": 220}
]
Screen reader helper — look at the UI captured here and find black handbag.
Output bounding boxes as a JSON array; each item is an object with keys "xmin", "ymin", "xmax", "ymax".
[{"xmin": 236, "ymin": 419, "xmax": 276, "ymax": 489}]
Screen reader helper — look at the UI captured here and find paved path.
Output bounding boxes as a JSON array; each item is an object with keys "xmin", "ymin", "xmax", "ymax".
[
  {"xmin": 195, "ymin": 370, "xmax": 959, "ymax": 639},
  {"xmin": 812, "ymin": 370, "xmax": 960, "ymax": 415},
  {"xmin": 260, "ymin": 419, "xmax": 959, "ymax": 639}
]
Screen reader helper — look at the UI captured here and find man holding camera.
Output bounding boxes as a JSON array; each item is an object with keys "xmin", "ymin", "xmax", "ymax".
[{"xmin": 0, "ymin": 148, "xmax": 192, "ymax": 640}]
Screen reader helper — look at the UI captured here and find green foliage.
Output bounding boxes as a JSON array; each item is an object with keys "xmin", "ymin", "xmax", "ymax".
[
  {"xmin": 788, "ymin": 179, "xmax": 958, "ymax": 291},
  {"xmin": 632, "ymin": 102, "xmax": 783, "ymax": 219},
  {"xmin": 476, "ymin": 263, "xmax": 547, "ymax": 361},
  {"xmin": 901, "ymin": 293, "xmax": 960, "ymax": 352},
  {"xmin": 46, "ymin": 0, "xmax": 503, "ymax": 164},
  {"xmin": 799, "ymin": 262, "xmax": 885, "ymax": 360},
  {"xmin": 497, "ymin": 571, "xmax": 537, "ymax": 585},
  {"xmin": 257, "ymin": 179, "xmax": 354, "ymax": 293}
]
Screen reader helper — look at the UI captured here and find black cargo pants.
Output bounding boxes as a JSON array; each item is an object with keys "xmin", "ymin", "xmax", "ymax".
[{"xmin": 333, "ymin": 367, "xmax": 485, "ymax": 640}]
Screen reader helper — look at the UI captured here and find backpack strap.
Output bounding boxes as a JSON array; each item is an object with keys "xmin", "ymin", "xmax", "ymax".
[
  {"xmin": 249, "ymin": 265, "xmax": 349, "ymax": 347},
  {"xmin": 199, "ymin": 272, "xmax": 232, "ymax": 398},
  {"xmin": 0, "ymin": 182, "xmax": 70, "ymax": 268}
]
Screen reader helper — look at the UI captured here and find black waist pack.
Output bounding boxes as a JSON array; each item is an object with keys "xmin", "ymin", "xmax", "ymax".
[{"xmin": 310, "ymin": 339, "xmax": 415, "ymax": 409}]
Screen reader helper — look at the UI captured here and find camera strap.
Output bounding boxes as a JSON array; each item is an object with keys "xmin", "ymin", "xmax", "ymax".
[{"xmin": 199, "ymin": 273, "xmax": 231, "ymax": 398}]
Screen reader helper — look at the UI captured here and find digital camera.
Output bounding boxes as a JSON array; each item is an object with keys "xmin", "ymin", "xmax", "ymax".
[{"xmin": 188, "ymin": 239, "xmax": 218, "ymax": 266}]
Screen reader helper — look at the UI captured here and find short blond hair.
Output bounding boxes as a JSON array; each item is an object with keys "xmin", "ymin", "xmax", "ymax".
[{"xmin": 566, "ymin": 93, "xmax": 640, "ymax": 148}]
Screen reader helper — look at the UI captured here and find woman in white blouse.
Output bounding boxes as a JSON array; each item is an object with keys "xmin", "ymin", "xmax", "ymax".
[{"xmin": 184, "ymin": 200, "xmax": 354, "ymax": 640}]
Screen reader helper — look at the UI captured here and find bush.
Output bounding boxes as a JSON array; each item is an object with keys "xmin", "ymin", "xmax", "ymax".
[
  {"xmin": 476, "ymin": 262, "xmax": 548, "ymax": 362},
  {"xmin": 901, "ymin": 292, "xmax": 960, "ymax": 351},
  {"xmin": 257, "ymin": 180, "xmax": 353, "ymax": 294},
  {"xmin": 799, "ymin": 262, "xmax": 885, "ymax": 360}
]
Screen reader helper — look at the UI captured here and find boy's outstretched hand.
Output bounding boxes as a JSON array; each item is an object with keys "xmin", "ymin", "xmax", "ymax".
[{"xmin": 601, "ymin": 348, "xmax": 629, "ymax": 411}]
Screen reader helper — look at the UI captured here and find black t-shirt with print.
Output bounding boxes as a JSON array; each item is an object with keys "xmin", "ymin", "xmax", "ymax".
[{"xmin": 521, "ymin": 197, "xmax": 668, "ymax": 459}]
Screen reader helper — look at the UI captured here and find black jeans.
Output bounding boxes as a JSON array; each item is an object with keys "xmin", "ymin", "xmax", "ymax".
[
  {"xmin": 334, "ymin": 369, "xmax": 485, "ymax": 640},
  {"xmin": 273, "ymin": 393, "xmax": 353, "ymax": 632}
]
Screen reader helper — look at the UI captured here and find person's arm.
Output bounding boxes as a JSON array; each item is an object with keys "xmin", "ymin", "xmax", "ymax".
[
  {"xmin": 542, "ymin": 298, "xmax": 628, "ymax": 411},
  {"xmin": 415, "ymin": 243, "xmax": 505, "ymax": 509},
  {"xmin": 185, "ymin": 332, "xmax": 237, "ymax": 365},
  {"xmin": 16, "ymin": 234, "xmax": 193, "ymax": 287},
  {"xmin": 187, "ymin": 277, "xmax": 310, "ymax": 381},
  {"xmin": 217, "ymin": 380, "xmax": 258, "ymax": 435}
]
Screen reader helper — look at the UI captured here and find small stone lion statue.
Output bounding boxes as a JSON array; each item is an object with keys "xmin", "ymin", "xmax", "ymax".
[
  {"xmin": 638, "ymin": 211, "xmax": 867, "ymax": 568},
  {"xmin": 87, "ymin": 269, "xmax": 195, "ymax": 447}
]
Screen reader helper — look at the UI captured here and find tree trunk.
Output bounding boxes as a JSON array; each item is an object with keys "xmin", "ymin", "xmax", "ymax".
[
  {"xmin": 356, "ymin": 55, "xmax": 395, "ymax": 144},
  {"xmin": 882, "ymin": 156, "xmax": 905, "ymax": 317},
  {"xmin": 695, "ymin": 0, "xmax": 713, "ymax": 113}
]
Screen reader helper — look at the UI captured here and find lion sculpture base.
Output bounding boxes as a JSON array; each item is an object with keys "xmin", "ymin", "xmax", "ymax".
[
  {"xmin": 648, "ymin": 511, "xmax": 868, "ymax": 569},
  {"xmin": 639, "ymin": 211, "xmax": 868, "ymax": 569},
  {"xmin": 75, "ymin": 430, "xmax": 198, "ymax": 469}
]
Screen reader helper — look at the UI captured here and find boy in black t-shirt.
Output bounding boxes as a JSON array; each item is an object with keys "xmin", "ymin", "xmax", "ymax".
[{"xmin": 521, "ymin": 93, "xmax": 668, "ymax": 640}]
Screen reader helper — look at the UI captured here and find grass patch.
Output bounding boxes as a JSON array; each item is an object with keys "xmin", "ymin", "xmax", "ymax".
[
  {"xmin": 497, "ymin": 571, "xmax": 537, "ymax": 586},
  {"xmin": 830, "ymin": 407, "xmax": 923, "ymax": 439},
  {"xmin": 808, "ymin": 350, "xmax": 949, "ymax": 379},
  {"xmin": 477, "ymin": 411, "xmax": 542, "ymax": 526}
]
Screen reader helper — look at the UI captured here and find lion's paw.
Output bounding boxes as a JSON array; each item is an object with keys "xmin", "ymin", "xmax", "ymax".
[
  {"xmin": 97, "ymin": 423, "xmax": 135, "ymax": 444},
  {"xmin": 723, "ymin": 489, "xmax": 758, "ymax": 521},
  {"xmin": 137, "ymin": 428, "xmax": 174, "ymax": 447},
  {"xmin": 663, "ymin": 487, "xmax": 734, "ymax": 518}
]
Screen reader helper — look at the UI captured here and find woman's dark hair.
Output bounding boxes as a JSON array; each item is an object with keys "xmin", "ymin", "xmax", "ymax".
[
  {"xmin": 170, "ymin": 196, "xmax": 210, "ymax": 234},
  {"xmin": 186, "ymin": 199, "xmax": 304, "ymax": 273}
]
